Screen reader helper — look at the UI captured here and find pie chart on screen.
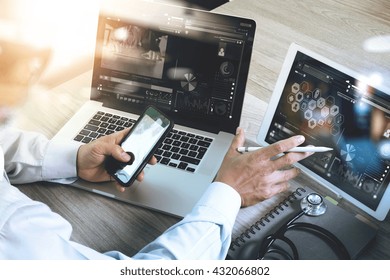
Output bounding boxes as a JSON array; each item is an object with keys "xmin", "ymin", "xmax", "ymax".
[
  {"xmin": 340, "ymin": 144, "xmax": 356, "ymax": 161},
  {"xmin": 181, "ymin": 73, "xmax": 197, "ymax": 91}
]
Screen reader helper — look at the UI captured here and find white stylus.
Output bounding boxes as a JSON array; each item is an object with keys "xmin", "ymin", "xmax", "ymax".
[{"xmin": 237, "ymin": 146, "xmax": 333, "ymax": 153}]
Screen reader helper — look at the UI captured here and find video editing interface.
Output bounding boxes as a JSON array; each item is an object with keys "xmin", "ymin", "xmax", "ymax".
[
  {"xmin": 92, "ymin": 12, "xmax": 254, "ymax": 132},
  {"xmin": 266, "ymin": 51, "xmax": 390, "ymax": 210}
]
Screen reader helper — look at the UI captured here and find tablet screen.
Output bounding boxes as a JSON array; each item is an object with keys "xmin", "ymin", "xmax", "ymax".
[{"xmin": 263, "ymin": 50, "xmax": 390, "ymax": 212}]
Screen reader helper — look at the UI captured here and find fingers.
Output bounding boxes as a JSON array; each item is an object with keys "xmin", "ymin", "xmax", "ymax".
[
  {"xmin": 149, "ymin": 156, "xmax": 157, "ymax": 165},
  {"xmin": 253, "ymin": 135, "xmax": 313, "ymax": 170},
  {"xmin": 257, "ymin": 135, "xmax": 306, "ymax": 158},
  {"xmin": 264, "ymin": 168, "xmax": 301, "ymax": 186},
  {"xmin": 227, "ymin": 127, "xmax": 245, "ymax": 155},
  {"xmin": 270, "ymin": 182, "xmax": 290, "ymax": 197}
]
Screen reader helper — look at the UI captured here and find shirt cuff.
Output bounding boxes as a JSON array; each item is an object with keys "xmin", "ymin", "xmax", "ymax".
[
  {"xmin": 191, "ymin": 181, "xmax": 241, "ymax": 230},
  {"xmin": 42, "ymin": 140, "xmax": 82, "ymax": 180}
]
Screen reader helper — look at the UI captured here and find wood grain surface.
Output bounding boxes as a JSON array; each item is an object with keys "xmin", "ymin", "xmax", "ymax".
[{"xmin": 13, "ymin": 0, "xmax": 390, "ymax": 259}]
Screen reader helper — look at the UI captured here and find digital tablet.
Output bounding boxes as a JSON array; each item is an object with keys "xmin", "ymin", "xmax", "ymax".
[{"xmin": 257, "ymin": 43, "xmax": 390, "ymax": 220}]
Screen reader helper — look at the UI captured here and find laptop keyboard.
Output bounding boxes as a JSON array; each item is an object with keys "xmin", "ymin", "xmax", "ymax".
[{"xmin": 73, "ymin": 111, "xmax": 214, "ymax": 173}]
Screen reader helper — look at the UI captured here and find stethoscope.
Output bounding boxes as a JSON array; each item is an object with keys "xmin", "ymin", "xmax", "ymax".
[{"xmin": 257, "ymin": 192, "xmax": 351, "ymax": 260}]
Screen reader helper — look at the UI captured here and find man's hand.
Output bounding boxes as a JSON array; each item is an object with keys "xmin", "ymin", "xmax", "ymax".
[
  {"xmin": 76, "ymin": 128, "xmax": 157, "ymax": 191},
  {"xmin": 214, "ymin": 127, "xmax": 312, "ymax": 207}
]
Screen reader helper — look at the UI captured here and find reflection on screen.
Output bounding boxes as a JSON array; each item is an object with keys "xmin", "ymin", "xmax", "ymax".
[
  {"xmin": 98, "ymin": 18, "xmax": 245, "ymax": 118},
  {"xmin": 266, "ymin": 51, "xmax": 390, "ymax": 210},
  {"xmin": 92, "ymin": 10, "xmax": 255, "ymax": 133}
]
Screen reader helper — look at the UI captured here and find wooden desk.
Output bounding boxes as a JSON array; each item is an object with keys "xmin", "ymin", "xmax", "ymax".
[{"xmin": 15, "ymin": 0, "xmax": 390, "ymax": 259}]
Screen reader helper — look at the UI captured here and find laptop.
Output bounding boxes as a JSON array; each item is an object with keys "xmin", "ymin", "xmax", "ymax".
[
  {"xmin": 258, "ymin": 43, "xmax": 390, "ymax": 221},
  {"xmin": 52, "ymin": 2, "xmax": 256, "ymax": 217}
]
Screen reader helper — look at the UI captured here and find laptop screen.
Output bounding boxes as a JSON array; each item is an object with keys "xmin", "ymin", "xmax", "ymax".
[
  {"xmin": 262, "ymin": 47, "xmax": 390, "ymax": 214},
  {"xmin": 91, "ymin": 5, "xmax": 255, "ymax": 134}
]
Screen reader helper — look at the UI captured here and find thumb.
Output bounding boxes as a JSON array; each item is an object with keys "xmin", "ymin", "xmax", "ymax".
[{"xmin": 111, "ymin": 145, "xmax": 132, "ymax": 163}]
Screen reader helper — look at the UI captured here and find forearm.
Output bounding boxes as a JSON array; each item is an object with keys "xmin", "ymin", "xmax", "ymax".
[
  {"xmin": 132, "ymin": 182, "xmax": 241, "ymax": 260},
  {"xmin": 0, "ymin": 127, "xmax": 80, "ymax": 184}
]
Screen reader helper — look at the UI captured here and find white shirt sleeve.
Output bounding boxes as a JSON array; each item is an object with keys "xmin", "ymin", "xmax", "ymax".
[
  {"xmin": 0, "ymin": 128, "xmax": 242, "ymax": 259},
  {"xmin": 131, "ymin": 182, "xmax": 241, "ymax": 259},
  {"xmin": 0, "ymin": 127, "xmax": 80, "ymax": 184},
  {"xmin": 0, "ymin": 178, "xmax": 241, "ymax": 259}
]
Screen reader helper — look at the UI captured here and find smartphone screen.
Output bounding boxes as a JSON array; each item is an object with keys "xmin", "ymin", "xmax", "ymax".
[{"xmin": 105, "ymin": 106, "xmax": 173, "ymax": 187}]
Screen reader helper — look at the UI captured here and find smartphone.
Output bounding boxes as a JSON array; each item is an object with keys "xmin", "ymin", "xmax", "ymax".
[{"xmin": 105, "ymin": 106, "xmax": 173, "ymax": 187}]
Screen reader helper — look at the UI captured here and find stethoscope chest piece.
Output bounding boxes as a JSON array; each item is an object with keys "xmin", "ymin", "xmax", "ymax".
[{"xmin": 300, "ymin": 192, "xmax": 327, "ymax": 216}]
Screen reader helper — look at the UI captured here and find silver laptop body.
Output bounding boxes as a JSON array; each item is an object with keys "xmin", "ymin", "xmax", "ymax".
[{"xmin": 53, "ymin": 3, "xmax": 256, "ymax": 217}]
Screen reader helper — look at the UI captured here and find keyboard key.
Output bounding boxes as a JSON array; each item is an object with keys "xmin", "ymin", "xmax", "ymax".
[
  {"xmin": 188, "ymin": 151, "xmax": 197, "ymax": 158},
  {"xmin": 197, "ymin": 140, "xmax": 211, "ymax": 147},
  {"xmin": 181, "ymin": 143, "xmax": 190, "ymax": 149},
  {"xmin": 189, "ymin": 144, "xmax": 198, "ymax": 151},
  {"xmin": 188, "ymin": 138, "xmax": 198, "ymax": 144},
  {"xmin": 171, "ymin": 147, "xmax": 180, "ymax": 153},
  {"xmin": 162, "ymin": 144, "xmax": 171, "ymax": 151},
  {"xmin": 163, "ymin": 151, "xmax": 172, "ymax": 158},
  {"xmin": 180, "ymin": 156, "xmax": 200, "ymax": 165},
  {"xmin": 172, "ymin": 153, "xmax": 180, "ymax": 160},
  {"xmin": 74, "ymin": 135, "xmax": 84, "ymax": 142},
  {"xmin": 124, "ymin": 122, "xmax": 133, "ymax": 128},
  {"xmin": 197, "ymin": 152, "xmax": 205, "ymax": 159},
  {"xmin": 79, "ymin": 129, "xmax": 90, "ymax": 136},
  {"xmin": 178, "ymin": 162, "xmax": 188, "ymax": 170},
  {"xmin": 106, "ymin": 130, "xmax": 115, "ymax": 135},
  {"xmin": 173, "ymin": 140, "xmax": 181, "ymax": 147},
  {"xmin": 108, "ymin": 124, "xmax": 117, "ymax": 130},
  {"xmin": 84, "ymin": 124, "xmax": 98, "ymax": 132},
  {"xmin": 90, "ymin": 132, "xmax": 99, "ymax": 138},
  {"xmin": 97, "ymin": 128, "xmax": 107, "ymax": 134},
  {"xmin": 88, "ymin": 119, "xmax": 101, "ymax": 126},
  {"xmin": 81, "ymin": 137, "xmax": 92, "ymax": 143},
  {"xmin": 92, "ymin": 114, "xmax": 102, "ymax": 120}
]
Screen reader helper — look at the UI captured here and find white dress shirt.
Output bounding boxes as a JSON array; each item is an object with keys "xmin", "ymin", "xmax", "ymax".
[{"xmin": 0, "ymin": 127, "xmax": 241, "ymax": 259}]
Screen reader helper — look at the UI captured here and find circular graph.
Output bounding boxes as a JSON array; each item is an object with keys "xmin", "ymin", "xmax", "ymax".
[
  {"xmin": 362, "ymin": 179, "xmax": 375, "ymax": 193},
  {"xmin": 220, "ymin": 61, "xmax": 234, "ymax": 77},
  {"xmin": 340, "ymin": 144, "xmax": 356, "ymax": 162},
  {"xmin": 214, "ymin": 102, "xmax": 227, "ymax": 115},
  {"xmin": 181, "ymin": 73, "xmax": 197, "ymax": 91}
]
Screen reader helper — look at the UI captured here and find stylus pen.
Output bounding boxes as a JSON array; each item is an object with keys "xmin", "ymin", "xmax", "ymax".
[{"xmin": 237, "ymin": 146, "xmax": 333, "ymax": 153}]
